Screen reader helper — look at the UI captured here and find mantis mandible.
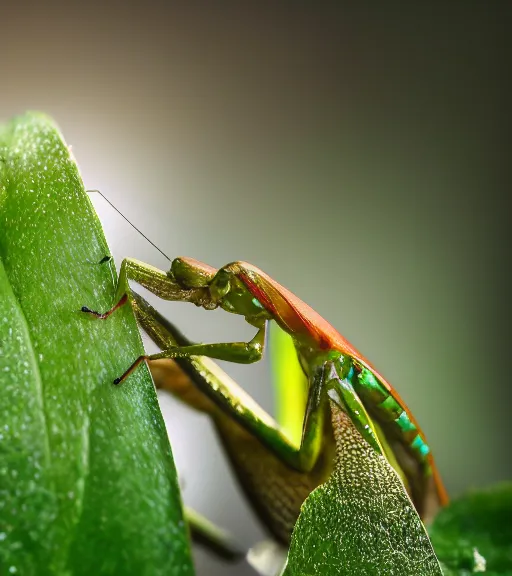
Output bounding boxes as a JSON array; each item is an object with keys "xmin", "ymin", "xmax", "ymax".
[{"xmin": 83, "ymin": 252, "xmax": 448, "ymax": 546}]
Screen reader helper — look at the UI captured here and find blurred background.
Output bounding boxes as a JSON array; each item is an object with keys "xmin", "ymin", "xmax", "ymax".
[{"xmin": 1, "ymin": 3, "xmax": 509, "ymax": 574}]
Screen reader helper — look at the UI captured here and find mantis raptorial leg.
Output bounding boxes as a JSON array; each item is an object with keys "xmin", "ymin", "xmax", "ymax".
[{"xmin": 128, "ymin": 289, "xmax": 328, "ymax": 474}]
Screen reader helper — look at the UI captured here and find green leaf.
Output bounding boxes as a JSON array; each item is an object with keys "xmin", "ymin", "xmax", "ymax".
[
  {"xmin": 282, "ymin": 403, "xmax": 442, "ymax": 576},
  {"xmin": 269, "ymin": 322, "xmax": 308, "ymax": 445},
  {"xmin": 429, "ymin": 482, "xmax": 512, "ymax": 575},
  {"xmin": 0, "ymin": 113, "xmax": 194, "ymax": 575}
]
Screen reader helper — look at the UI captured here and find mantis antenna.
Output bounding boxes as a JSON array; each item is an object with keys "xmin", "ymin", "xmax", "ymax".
[{"xmin": 87, "ymin": 189, "xmax": 172, "ymax": 263}]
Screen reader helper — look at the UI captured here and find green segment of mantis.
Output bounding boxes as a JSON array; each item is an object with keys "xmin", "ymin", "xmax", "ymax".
[{"xmin": 82, "ymin": 254, "xmax": 447, "ymax": 560}]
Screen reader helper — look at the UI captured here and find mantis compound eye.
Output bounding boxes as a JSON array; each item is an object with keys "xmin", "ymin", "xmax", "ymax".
[
  {"xmin": 171, "ymin": 257, "xmax": 216, "ymax": 288},
  {"xmin": 210, "ymin": 269, "xmax": 231, "ymax": 301}
]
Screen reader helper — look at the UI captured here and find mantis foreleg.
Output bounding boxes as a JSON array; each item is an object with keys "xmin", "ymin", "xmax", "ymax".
[
  {"xmin": 83, "ymin": 257, "xmax": 385, "ymax": 474},
  {"xmin": 131, "ymin": 291, "xmax": 327, "ymax": 474}
]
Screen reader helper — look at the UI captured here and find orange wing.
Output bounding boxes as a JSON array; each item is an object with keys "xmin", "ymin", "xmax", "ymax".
[{"xmin": 234, "ymin": 261, "xmax": 449, "ymax": 510}]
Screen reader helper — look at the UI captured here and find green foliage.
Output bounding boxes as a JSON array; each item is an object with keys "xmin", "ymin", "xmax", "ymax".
[
  {"xmin": 0, "ymin": 113, "xmax": 194, "ymax": 575},
  {"xmin": 2, "ymin": 111, "xmax": 509, "ymax": 576},
  {"xmin": 430, "ymin": 483, "xmax": 512, "ymax": 575},
  {"xmin": 269, "ymin": 323, "xmax": 308, "ymax": 446},
  {"xmin": 282, "ymin": 405, "xmax": 442, "ymax": 576}
]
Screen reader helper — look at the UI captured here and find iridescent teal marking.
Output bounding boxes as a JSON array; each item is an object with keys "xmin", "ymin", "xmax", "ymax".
[
  {"xmin": 396, "ymin": 411, "xmax": 417, "ymax": 434},
  {"xmin": 356, "ymin": 367, "xmax": 388, "ymax": 404},
  {"xmin": 411, "ymin": 434, "xmax": 430, "ymax": 459},
  {"xmin": 353, "ymin": 363, "xmax": 432, "ymax": 471},
  {"xmin": 379, "ymin": 395, "xmax": 403, "ymax": 420},
  {"xmin": 335, "ymin": 355, "xmax": 354, "ymax": 381},
  {"xmin": 252, "ymin": 297, "xmax": 263, "ymax": 309},
  {"xmin": 360, "ymin": 368, "xmax": 383, "ymax": 394}
]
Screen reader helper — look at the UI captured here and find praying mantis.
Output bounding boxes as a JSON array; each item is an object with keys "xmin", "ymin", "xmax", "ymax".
[
  {"xmin": 1, "ymin": 112, "xmax": 447, "ymax": 574},
  {"xmin": 82, "ymin": 249, "xmax": 449, "ymax": 549}
]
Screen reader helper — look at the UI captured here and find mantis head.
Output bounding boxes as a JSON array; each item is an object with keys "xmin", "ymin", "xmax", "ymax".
[{"xmin": 171, "ymin": 257, "xmax": 268, "ymax": 323}]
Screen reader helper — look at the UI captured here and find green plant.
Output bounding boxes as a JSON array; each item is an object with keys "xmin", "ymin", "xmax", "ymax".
[{"xmin": 1, "ymin": 113, "xmax": 510, "ymax": 576}]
